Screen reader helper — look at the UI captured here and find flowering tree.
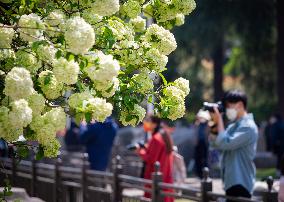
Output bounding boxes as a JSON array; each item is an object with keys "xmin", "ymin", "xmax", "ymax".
[{"xmin": 0, "ymin": 0, "xmax": 195, "ymax": 159}]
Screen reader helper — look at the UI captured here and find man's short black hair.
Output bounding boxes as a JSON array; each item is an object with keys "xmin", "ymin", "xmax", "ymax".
[{"xmin": 222, "ymin": 90, "xmax": 247, "ymax": 109}]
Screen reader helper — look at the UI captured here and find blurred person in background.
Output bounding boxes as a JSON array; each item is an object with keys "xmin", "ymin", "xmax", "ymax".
[
  {"xmin": 264, "ymin": 115, "xmax": 277, "ymax": 152},
  {"xmin": 172, "ymin": 146, "xmax": 187, "ymax": 185},
  {"xmin": 80, "ymin": 117, "xmax": 118, "ymax": 171},
  {"xmin": 0, "ymin": 138, "xmax": 8, "ymax": 157},
  {"xmin": 271, "ymin": 114, "xmax": 284, "ymax": 173},
  {"xmin": 65, "ymin": 118, "xmax": 83, "ymax": 152},
  {"xmin": 210, "ymin": 90, "xmax": 258, "ymax": 201},
  {"xmin": 279, "ymin": 154, "xmax": 284, "ymax": 202},
  {"xmin": 136, "ymin": 115, "xmax": 174, "ymax": 202},
  {"xmin": 194, "ymin": 110, "xmax": 211, "ymax": 179}
]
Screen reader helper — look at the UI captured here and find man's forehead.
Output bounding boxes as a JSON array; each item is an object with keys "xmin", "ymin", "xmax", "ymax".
[{"xmin": 225, "ymin": 102, "xmax": 239, "ymax": 107}]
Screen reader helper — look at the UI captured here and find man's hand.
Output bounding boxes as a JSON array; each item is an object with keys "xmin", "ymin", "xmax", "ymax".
[{"xmin": 210, "ymin": 107, "xmax": 225, "ymax": 134}]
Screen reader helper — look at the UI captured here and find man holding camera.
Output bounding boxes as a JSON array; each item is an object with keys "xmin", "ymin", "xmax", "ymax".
[{"xmin": 210, "ymin": 90, "xmax": 258, "ymax": 200}]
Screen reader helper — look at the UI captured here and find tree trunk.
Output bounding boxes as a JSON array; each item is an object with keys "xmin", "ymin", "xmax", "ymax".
[
  {"xmin": 277, "ymin": 0, "xmax": 284, "ymax": 117},
  {"xmin": 212, "ymin": 34, "xmax": 224, "ymax": 102}
]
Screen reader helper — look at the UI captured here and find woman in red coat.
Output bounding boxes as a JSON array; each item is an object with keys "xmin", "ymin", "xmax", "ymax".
[{"xmin": 137, "ymin": 116, "xmax": 174, "ymax": 202}]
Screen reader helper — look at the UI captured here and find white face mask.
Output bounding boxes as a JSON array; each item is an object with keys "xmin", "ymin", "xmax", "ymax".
[{"xmin": 226, "ymin": 108, "xmax": 238, "ymax": 121}]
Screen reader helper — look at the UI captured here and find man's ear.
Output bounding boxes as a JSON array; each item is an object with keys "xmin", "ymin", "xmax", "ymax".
[{"xmin": 238, "ymin": 101, "xmax": 245, "ymax": 110}]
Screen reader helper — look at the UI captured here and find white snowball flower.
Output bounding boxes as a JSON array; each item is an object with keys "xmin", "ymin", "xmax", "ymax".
[
  {"xmin": 53, "ymin": 58, "xmax": 79, "ymax": 85},
  {"xmin": 64, "ymin": 17, "xmax": 95, "ymax": 55},
  {"xmin": 42, "ymin": 138, "xmax": 61, "ymax": 157},
  {"xmin": 28, "ymin": 93, "xmax": 46, "ymax": 117},
  {"xmin": 18, "ymin": 13, "xmax": 45, "ymax": 42},
  {"xmin": 68, "ymin": 91, "xmax": 93, "ymax": 110},
  {"xmin": 38, "ymin": 70, "xmax": 63, "ymax": 100},
  {"xmin": 83, "ymin": 97, "xmax": 113, "ymax": 122},
  {"xmin": 174, "ymin": 77, "xmax": 190, "ymax": 97},
  {"xmin": 30, "ymin": 107, "xmax": 66, "ymax": 145},
  {"xmin": 172, "ymin": 0, "xmax": 196, "ymax": 15},
  {"xmin": 44, "ymin": 107, "xmax": 66, "ymax": 131},
  {"xmin": 160, "ymin": 85, "xmax": 186, "ymax": 120},
  {"xmin": 94, "ymin": 77, "xmax": 119, "ymax": 98},
  {"xmin": 9, "ymin": 99, "xmax": 33, "ymax": 128},
  {"xmin": 0, "ymin": 49, "xmax": 15, "ymax": 61},
  {"xmin": 0, "ymin": 106, "xmax": 23, "ymax": 142},
  {"xmin": 4, "ymin": 67, "xmax": 34, "ymax": 100},
  {"xmin": 85, "ymin": 51, "xmax": 120, "ymax": 82},
  {"xmin": 121, "ymin": 0, "xmax": 141, "ymax": 19},
  {"xmin": 82, "ymin": 10, "xmax": 103, "ymax": 25},
  {"xmin": 0, "ymin": 24, "xmax": 15, "ymax": 48},
  {"xmin": 130, "ymin": 16, "xmax": 146, "ymax": 32},
  {"xmin": 144, "ymin": 24, "xmax": 177, "ymax": 55},
  {"xmin": 167, "ymin": 101, "xmax": 186, "ymax": 120},
  {"xmin": 163, "ymin": 85, "xmax": 185, "ymax": 100},
  {"xmin": 90, "ymin": 0, "xmax": 120, "ymax": 16},
  {"xmin": 120, "ymin": 104, "xmax": 146, "ymax": 126},
  {"xmin": 15, "ymin": 50, "xmax": 42, "ymax": 73},
  {"xmin": 175, "ymin": 13, "xmax": 185, "ymax": 26},
  {"xmin": 132, "ymin": 72, "xmax": 154, "ymax": 93},
  {"xmin": 36, "ymin": 44, "xmax": 57, "ymax": 64},
  {"xmin": 44, "ymin": 10, "xmax": 65, "ymax": 27},
  {"xmin": 145, "ymin": 48, "xmax": 168, "ymax": 72}
]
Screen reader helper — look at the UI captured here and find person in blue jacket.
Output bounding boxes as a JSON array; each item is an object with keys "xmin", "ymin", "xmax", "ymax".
[
  {"xmin": 210, "ymin": 90, "xmax": 258, "ymax": 201},
  {"xmin": 80, "ymin": 117, "xmax": 118, "ymax": 171}
]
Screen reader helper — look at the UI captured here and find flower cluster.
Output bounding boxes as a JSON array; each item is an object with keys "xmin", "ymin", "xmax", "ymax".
[
  {"xmin": 94, "ymin": 78, "xmax": 119, "ymax": 98},
  {"xmin": 9, "ymin": 99, "xmax": 33, "ymax": 128},
  {"xmin": 36, "ymin": 44, "xmax": 57, "ymax": 64},
  {"xmin": 132, "ymin": 72, "xmax": 154, "ymax": 94},
  {"xmin": 144, "ymin": 24, "xmax": 177, "ymax": 55},
  {"xmin": 38, "ymin": 70, "xmax": 63, "ymax": 100},
  {"xmin": 0, "ymin": 24, "xmax": 14, "ymax": 48},
  {"xmin": 145, "ymin": 48, "xmax": 168, "ymax": 72},
  {"xmin": 120, "ymin": 104, "xmax": 146, "ymax": 126},
  {"xmin": 0, "ymin": 0, "xmax": 195, "ymax": 159},
  {"xmin": 129, "ymin": 16, "xmax": 146, "ymax": 32},
  {"xmin": 64, "ymin": 17, "xmax": 95, "ymax": 55},
  {"xmin": 0, "ymin": 99, "xmax": 32, "ymax": 142},
  {"xmin": 160, "ymin": 77, "xmax": 190, "ymax": 120},
  {"xmin": 85, "ymin": 51, "xmax": 120, "ymax": 83},
  {"xmin": 30, "ymin": 107, "xmax": 66, "ymax": 157},
  {"xmin": 68, "ymin": 92, "xmax": 113, "ymax": 122},
  {"xmin": 121, "ymin": 0, "xmax": 141, "ymax": 19},
  {"xmin": 27, "ymin": 93, "xmax": 46, "ymax": 117},
  {"xmin": 4, "ymin": 67, "xmax": 34, "ymax": 100},
  {"xmin": 0, "ymin": 49, "xmax": 15, "ymax": 61},
  {"xmin": 83, "ymin": 98, "xmax": 113, "ymax": 122},
  {"xmin": 174, "ymin": 77, "xmax": 190, "ymax": 97},
  {"xmin": 143, "ymin": 0, "xmax": 196, "ymax": 28},
  {"xmin": 18, "ymin": 14, "xmax": 45, "ymax": 42},
  {"xmin": 90, "ymin": 0, "xmax": 120, "ymax": 16},
  {"xmin": 15, "ymin": 50, "xmax": 42, "ymax": 74},
  {"xmin": 53, "ymin": 58, "xmax": 79, "ymax": 85}
]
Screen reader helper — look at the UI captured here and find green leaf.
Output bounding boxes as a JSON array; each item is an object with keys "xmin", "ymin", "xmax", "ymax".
[
  {"xmin": 159, "ymin": 73, "xmax": 168, "ymax": 86},
  {"xmin": 44, "ymin": 72, "xmax": 52, "ymax": 85},
  {"xmin": 17, "ymin": 145, "xmax": 29, "ymax": 159},
  {"xmin": 31, "ymin": 40, "xmax": 48, "ymax": 52},
  {"xmin": 55, "ymin": 50, "xmax": 62, "ymax": 59},
  {"xmin": 66, "ymin": 52, "xmax": 74, "ymax": 61},
  {"xmin": 85, "ymin": 112, "xmax": 92, "ymax": 123},
  {"xmin": 35, "ymin": 146, "xmax": 44, "ymax": 160},
  {"xmin": 79, "ymin": 61, "xmax": 86, "ymax": 71},
  {"xmin": 125, "ymin": 115, "xmax": 133, "ymax": 122},
  {"xmin": 148, "ymin": 95, "xmax": 153, "ymax": 103}
]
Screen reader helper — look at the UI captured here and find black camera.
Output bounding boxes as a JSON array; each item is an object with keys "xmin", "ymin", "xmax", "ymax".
[
  {"xmin": 203, "ymin": 101, "xmax": 225, "ymax": 113},
  {"xmin": 126, "ymin": 141, "xmax": 145, "ymax": 151}
]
